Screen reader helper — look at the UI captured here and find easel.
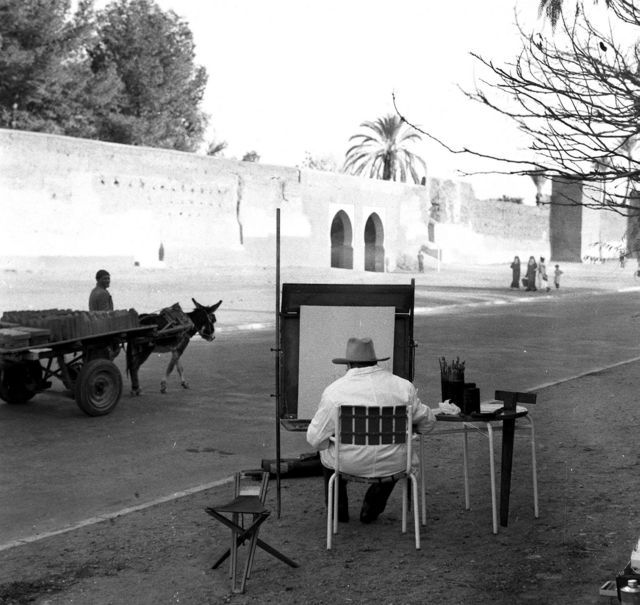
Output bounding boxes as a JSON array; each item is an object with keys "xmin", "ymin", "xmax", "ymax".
[{"xmin": 271, "ymin": 209, "xmax": 417, "ymax": 516}]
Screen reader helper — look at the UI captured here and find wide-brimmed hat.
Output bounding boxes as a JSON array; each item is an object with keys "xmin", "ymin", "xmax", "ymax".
[{"xmin": 332, "ymin": 337, "xmax": 390, "ymax": 365}]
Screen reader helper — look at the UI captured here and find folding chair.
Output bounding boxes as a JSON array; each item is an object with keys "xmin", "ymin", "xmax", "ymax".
[
  {"xmin": 327, "ymin": 404, "xmax": 421, "ymax": 550},
  {"xmin": 205, "ymin": 470, "xmax": 298, "ymax": 594}
]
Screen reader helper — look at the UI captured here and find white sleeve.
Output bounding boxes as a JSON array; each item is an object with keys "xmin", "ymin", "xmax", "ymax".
[
  {"xmin": 306, "ymin": 393, "xmax": 335, "ymax": 451},
  {"xmin": 411, "ymin": 389, "xmax": 437, "ymax": 433}
]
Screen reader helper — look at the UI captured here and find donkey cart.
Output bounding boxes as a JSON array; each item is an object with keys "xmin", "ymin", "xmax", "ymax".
[{"xmin": 0, "ymin": 310, "xmax": 155, "ymax": 416}]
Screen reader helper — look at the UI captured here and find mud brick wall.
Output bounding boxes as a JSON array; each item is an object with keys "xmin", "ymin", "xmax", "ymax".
[
  {"xmin": 3, "ymin": 128, "xmax": 622, "ymax": 268},
  {"xmin": 429, "ymin": 177, "xmax": 549, "ymax": 263},
  {"xmin": 0, "ymin": 129, "xmax": 431, "ymax": 270}
]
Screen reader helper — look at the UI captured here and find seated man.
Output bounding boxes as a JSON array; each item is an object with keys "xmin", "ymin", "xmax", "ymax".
[{"xmin": 306, "ymin": 336, "xmax": 436, "ymax": 523}]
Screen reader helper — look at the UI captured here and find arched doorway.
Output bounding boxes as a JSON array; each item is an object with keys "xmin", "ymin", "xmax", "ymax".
[
  {"xmin": 364, "ymin": 213, "xmax": 385, "ymax": 272},
  {"xmin": 330, "ymin": 211, "xmax": 353, "ymax": 269}
]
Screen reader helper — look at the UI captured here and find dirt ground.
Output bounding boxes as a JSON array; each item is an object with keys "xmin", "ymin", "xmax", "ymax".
[{"xmin": 1, "ymin": 358, "xmax": 638, "ymax": 604}]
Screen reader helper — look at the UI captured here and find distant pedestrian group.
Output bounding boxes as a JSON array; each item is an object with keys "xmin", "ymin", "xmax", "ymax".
[{"xmin": 511, "ymin": 256, "xmax": 562, "ymax": 293}]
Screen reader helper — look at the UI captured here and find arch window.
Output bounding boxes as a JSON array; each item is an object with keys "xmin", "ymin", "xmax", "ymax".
[
  {"xmin": 330, "ymin": 211, "xmax": 353, "ymax": 269},
  {"xmin": 364, "ymin": 213, "xmax": 385, "ymax": 272}
]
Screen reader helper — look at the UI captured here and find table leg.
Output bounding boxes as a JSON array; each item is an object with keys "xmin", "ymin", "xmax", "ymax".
[
  {"xmin": 487, "ymin": 424, "xmax": 497, "ymax": 534},
  {"xmin": 500, "ymin": 416, "xmax": 516, "ymax": 527},
  {"xmin": 463, "ymin": 425, "xmax": 470, "ymax": 510},
  {"xmin": 527, "ymin": 416, "xmax": 539, "ymax": 518},
  {"xmin": 230, "ymin": 512, "xmax": 239, "ymax": 580},
  {"xmin": 420, "ymin": 434, "xmax": 427, "ymax": 526}
]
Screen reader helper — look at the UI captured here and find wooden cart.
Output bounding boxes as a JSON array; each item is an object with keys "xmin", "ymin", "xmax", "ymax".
[{"xmin": 0, "ymin": 325, "xmax": 155, "ymax": 416}]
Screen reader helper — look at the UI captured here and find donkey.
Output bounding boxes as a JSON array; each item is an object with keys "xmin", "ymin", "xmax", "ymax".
[{"xmin": 126, "ymin": 298, "xmax": 222, "ymax": 395}]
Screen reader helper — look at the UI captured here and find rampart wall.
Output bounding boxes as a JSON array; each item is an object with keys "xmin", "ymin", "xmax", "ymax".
[
  {"xmin": 0, "ymin": 130, "xmax": 433, "ymax": 270},
  {"xmin": 0, "ymin": 129, "xmax": 582, "ymax": 270},
  {"xmin": 429, "ymin": 178, "xmax": 550, "ymax": 264}
]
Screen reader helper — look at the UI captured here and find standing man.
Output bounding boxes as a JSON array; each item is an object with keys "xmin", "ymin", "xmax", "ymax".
[
  {"xmin": 89, "ymin": 269, "xmax": 113, "ymax": 311},
  {"xmin": 306, "ymin": 336, "xmax": 436, "ymax": 524}
]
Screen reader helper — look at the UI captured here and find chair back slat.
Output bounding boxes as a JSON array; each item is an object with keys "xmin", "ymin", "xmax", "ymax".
[
  {"xmin": 338, "ymin": 405, "xmax": 409, "ymax": 447},
  {"xmin": 354, "ymin": 406, "xmax": 367, "ymax": 445},
  {"xmin": 368, "ymin": 407, "xmax": 381, "ymax": 445},
  {"xmin": 381, "ymin": 406, "xmax": 407, "ymax": 444}
]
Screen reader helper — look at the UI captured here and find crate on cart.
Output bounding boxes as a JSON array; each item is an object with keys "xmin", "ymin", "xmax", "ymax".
[
  {"xmin": 14, "ymin": 326, "xmax": 51, "ymax": 346},
  {"xmin": 1, "ymin": 309, "xmax": 139, "ymax": 342},
  {"xmin": 0, "ymin": 329, "xmax": 31, "ymax": 349}
]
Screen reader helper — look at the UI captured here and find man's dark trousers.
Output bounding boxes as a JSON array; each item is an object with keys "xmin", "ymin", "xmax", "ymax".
[{"xmin": 322, "ymin": 466, "xmax": 396, "ymax": 523}]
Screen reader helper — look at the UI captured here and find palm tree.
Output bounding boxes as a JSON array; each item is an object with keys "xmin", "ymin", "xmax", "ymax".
[
  {"xmin": 206, "ymin": 139, "xmax": 227, "ymax": 157},
  {"xmin": 538, "ymin": 0, "xmax": 611, "ymax": 27},
  {"xmin": 529, "ymin": 173, "xmax": 547, "ymax": 205},
  {"xmin": 538, "ymin": 0, "xmax": 565, "ymax": 26},
  {"xmin": 343, "ymin": 114, "xmax": 426, "ymax": 184}
]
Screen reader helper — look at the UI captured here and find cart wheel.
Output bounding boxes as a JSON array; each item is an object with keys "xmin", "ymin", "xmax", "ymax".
[
  {"xmin": 74, "ymin": 359, "xmax": 122, "ymax": 416},
  {"xmin": 0, "ymin": 361, "xmax": 43, "ymax": 404}
]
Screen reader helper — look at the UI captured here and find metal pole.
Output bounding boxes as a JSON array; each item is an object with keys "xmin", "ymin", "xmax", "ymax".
[
  {"xmin": 410, "ymin": 278, "xmax": 416, "ymax": 381},
  {"xmin": 274, "ymin": 208, "xmax": 282, "ymax": 517}
]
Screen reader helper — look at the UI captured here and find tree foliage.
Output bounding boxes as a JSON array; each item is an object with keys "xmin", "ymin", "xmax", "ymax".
[
  {"xmin": 241, "ymin": 150, "xmax": 260, "ymax": 162},
  {"xmin": 0, "ymin": 0, "xmax": 121, "ymax": 136},
  {"xmin": 343, "ymin": 114, "xmax": 426, "ymax": 184},
  {"xmin": 299, "ymin": 151, "xmax": 339, "ymax": 172},
  {"xmin": 396, "ymin": 0, "xmax": 640, "ymax": 215},
  {"xmin": 94, "ymin": 0, "xmax": 208, "ymax": 151},
  {"xmin": 0, "ymin": 0, "xmax": 208, "ymax": 151}
]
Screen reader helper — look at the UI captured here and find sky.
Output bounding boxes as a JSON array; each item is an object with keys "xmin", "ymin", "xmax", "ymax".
[{"xmin": 148, "ymin": 1, "xmax": 546, "ymax": 199}]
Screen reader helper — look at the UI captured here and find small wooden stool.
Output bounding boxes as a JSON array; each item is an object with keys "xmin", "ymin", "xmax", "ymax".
[{"xmin": 205, "ymin": 470, "xmax": 298, "ymax": 593}]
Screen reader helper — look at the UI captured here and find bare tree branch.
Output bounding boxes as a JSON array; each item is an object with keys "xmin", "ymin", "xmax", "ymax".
[{"xmin": 394, "ymin": 0, "xmax": 640, "ymax": 216}]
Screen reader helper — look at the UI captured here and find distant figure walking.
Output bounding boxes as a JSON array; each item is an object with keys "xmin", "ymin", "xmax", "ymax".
[
  {"xmin": 538, "ymin": 256, "xmax": 550, "ymax": 292},
  {"xmin": 417, "ymin": 250, "xmax": 424, "ymax": 273},
  {"xmin": 510, "ymin": 256, "xmax": 521, "ymax": 288},
  {"xmin": 525, "ymin": 256, "xmax": 537, "ymax": 291},
  {"xmin": 554, "ymin": 264, "xmax": 563, "ymax": 289},
  {"xmin": 159, "ymin": 242, "xmax": 165, "ymax": 262},
  {"xmin": 89, "ymin": 269, "xmax": 113, "ymax": 311}
]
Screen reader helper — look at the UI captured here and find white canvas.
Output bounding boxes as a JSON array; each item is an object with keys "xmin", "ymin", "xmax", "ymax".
[{"xmin": 297, "ymin": 305, "xmax": 396, "ymax": 420}]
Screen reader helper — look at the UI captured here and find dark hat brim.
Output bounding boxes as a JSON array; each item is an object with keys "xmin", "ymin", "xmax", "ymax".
[{"xmin": 332, "ymin": 355, "xmax": 390, "ymax": 365}]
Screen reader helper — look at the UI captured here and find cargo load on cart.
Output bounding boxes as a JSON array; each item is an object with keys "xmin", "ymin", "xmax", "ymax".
[{"xmin": 0, "ymin": 308, "xmax": 153, "ymax": 416}]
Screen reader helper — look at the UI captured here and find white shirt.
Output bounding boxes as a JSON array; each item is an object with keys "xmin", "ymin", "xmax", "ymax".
[{"xmin": 306, "ymin": 365, "xmax": 436, "ymax": 477}]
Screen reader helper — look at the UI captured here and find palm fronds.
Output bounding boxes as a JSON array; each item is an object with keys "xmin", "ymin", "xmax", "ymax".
[{"xmin": 343, "ymin": 114, "xmax": 426, "ymax": 184}]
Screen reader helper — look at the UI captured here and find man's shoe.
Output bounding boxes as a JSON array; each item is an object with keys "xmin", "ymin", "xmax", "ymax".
[{"xmin": 359, "ymin": 501, "xmax": 380, "ymax": 524}]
